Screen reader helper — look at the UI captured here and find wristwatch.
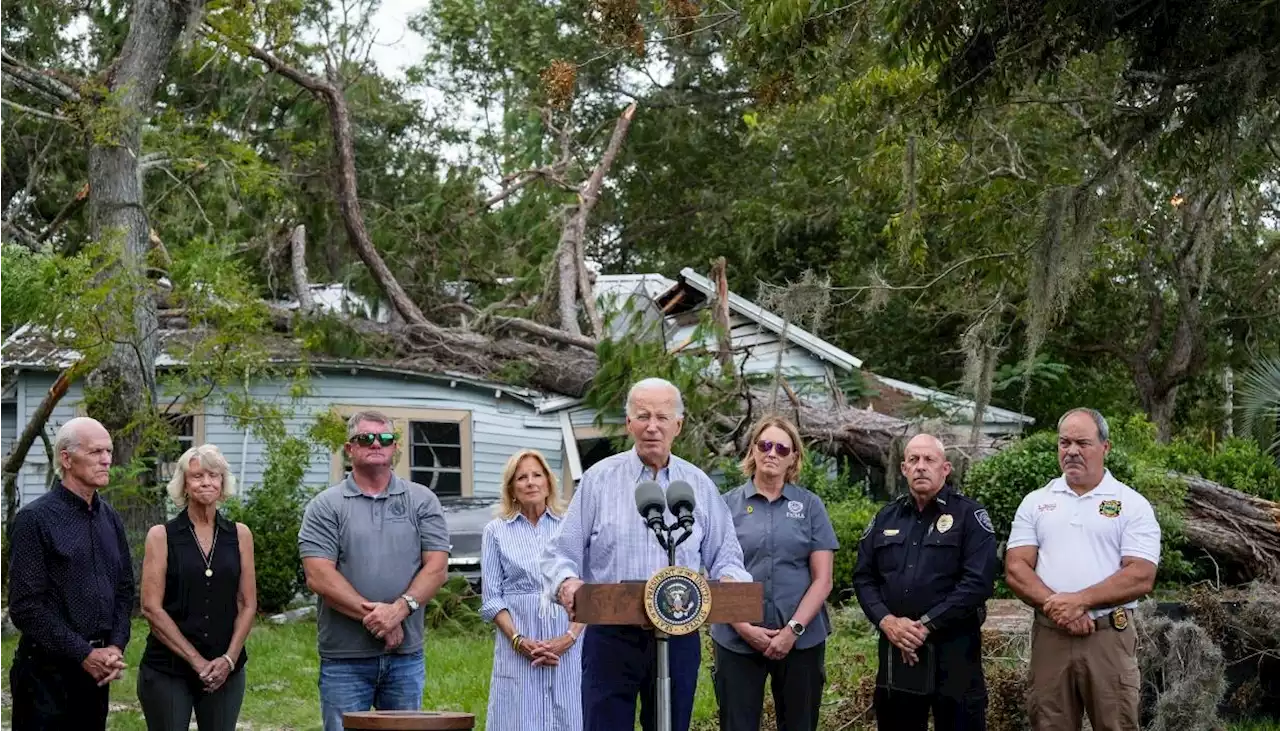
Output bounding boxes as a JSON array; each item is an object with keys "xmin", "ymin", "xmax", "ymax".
[
  {"xmin": 787, "ymin": 620, "xmax": 806, "ymax": 636},
  {"xmin": 401, "ymin": 594, "xmax": 420, "ymax": 612}
]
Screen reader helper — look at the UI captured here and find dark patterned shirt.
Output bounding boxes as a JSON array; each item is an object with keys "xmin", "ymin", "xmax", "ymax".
[{"xmin": 7, "ymin": 481, "xmax": 134, "ymax": 661}]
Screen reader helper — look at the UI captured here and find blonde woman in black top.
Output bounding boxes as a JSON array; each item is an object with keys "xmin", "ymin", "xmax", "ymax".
[{"xmin": 138, "ymin": 444, "xmax": 257, "ymax": 731}]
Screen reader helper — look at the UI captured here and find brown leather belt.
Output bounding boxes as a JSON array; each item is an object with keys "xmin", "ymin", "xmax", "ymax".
[{"xmin": 1034, "ymin": 607, "xmax": 1130, "ymax": 632}]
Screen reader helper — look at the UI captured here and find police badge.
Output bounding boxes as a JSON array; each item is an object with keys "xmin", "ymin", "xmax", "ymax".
[
  {"xmin": 1111, "ymin": 606, "xmax": 1129, "ymax": 631},
  {"xmin": 936, "ymin": 514, "xmax": 954, "ymax": 533}
]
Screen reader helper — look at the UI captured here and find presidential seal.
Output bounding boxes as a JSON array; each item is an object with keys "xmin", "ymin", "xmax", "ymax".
[{"xmin": 644, "ymin": 566, "xmax": 713, "ymax": 636}]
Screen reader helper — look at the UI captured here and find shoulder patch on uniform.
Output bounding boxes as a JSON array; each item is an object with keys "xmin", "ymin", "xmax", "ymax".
[{"xmin": 975, "ymin": 509, "xmax": 995, "ymax": 534}]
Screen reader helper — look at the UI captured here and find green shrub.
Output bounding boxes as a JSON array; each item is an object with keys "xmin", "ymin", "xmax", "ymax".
[
  {"xmin": 962, "ymin": 429, "xmax": 1199, "ymax": 585},
  {"xmin": 225, "ymin": 436, "xmax": 311, "ymax": 614},
  {"xmin": 800, "ymin": 455, "xmax": 871, "ymax": 506},
  {"xmin": 1160, "ymin": 438, "xmax": 1280, "ymax": 502},
  {"xmin": 826, "ymin": 494, "xmax": 883, "ymax": 603},
  {"xmin": 962, "ymin": 431, "xmax": 1136, "ymax": 542}
]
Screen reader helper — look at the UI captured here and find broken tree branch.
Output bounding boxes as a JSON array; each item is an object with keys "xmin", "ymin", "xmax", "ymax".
[
  {"xmin": 710, "ymin": 257, "xmax": 734, "ymax": 375},
  {"xmin": 0, "ymin": 97, "xmax": 71, "ymax": 123},
  {"xmin": 290, "ymin": 223, "xmax": 314, "ymax": 311},
  {"xmin": 3, "ymin": 366, "xmax": 79, "ymax": 572},
  {"xmin": 554, "ymin": 102, "xmax": 638, "ymax": 338},
  {"xmin": 37, "ymin": 182, "xmax": 90, "ymax": 245},
  {"xmin": 0, "ymin": 50, "xmax": 82, "ymax": 104},
  {"xmin": 214, "ymin": 27, "xmax": 441, "ymax": 333}
]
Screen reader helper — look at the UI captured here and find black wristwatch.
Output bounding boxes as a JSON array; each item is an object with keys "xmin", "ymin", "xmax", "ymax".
[{"xmin": 787, "ymin": 620, "xmax": 806, "ymax": 636}]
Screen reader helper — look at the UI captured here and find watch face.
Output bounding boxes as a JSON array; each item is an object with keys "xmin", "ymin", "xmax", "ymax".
[{"xmin": 790, "ymin": 621, "xmax": 805, "ymax": 635}]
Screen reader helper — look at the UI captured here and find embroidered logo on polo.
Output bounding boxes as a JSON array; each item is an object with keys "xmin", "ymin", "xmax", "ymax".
[
  {"xmin": 391, "ymin": 498, "xmax": 407, "ymax": 516},
  {"xmin": 936, "ymin": 514, "xmax": 954, "ymax": 533},
  {"xmin": 746, "ymin": 505, "xmax": 754, "ymax": 514},
  {"xmin": 786, "ymin": 500, "xmax": 805, "ymax": 519},
  {"xmin": 974, "ymin": 509, "xmax": 995, "ymax": 534},
  {"xmin": 1037, "ymin": 503, "xmax": 1058, "ymax": 512},
  {"xmin": 1099, "ymin": 500, "xmax": 1123, "ymax": 518}
]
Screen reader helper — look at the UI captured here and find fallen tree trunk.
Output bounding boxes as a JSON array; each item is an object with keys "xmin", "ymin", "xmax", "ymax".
[
  {"xmin": 3, "ymin": 365, "xmax": 77, "ymax": 594},
  {"xmin": 1178, "ymin": 473, "xmax": 1280, "ymax": 581}
]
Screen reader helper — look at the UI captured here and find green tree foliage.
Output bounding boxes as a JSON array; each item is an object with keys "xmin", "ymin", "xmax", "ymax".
[
  {"xmin": 883, "ymin": 0, "xmax": 1280, "ymax": 156},
  {"xmin": 224, "ymin": 434, "xmax": 312, "ymax": 614}
]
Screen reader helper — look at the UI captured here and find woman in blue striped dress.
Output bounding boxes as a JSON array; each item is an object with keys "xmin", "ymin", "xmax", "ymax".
[{"xmin": 482, "ymin": 449, "xmax": 584, "ymax": 731}]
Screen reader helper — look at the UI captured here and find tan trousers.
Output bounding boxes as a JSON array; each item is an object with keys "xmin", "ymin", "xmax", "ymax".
[{"xmin": 1027, "ymin": 615, "xmax": 1140, "ymax": 731}]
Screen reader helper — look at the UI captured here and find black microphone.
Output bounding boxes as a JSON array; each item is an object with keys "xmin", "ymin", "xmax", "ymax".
[
  {"xmin": 635, "ymin": 480, "xmax": 667, "ymax": 533},
  {"xmin": 666, "ymin": 480, "xmax": 697, "ymax": 528}
]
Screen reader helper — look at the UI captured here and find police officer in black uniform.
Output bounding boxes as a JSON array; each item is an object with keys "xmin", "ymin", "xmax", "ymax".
[{"xmin": 854, "ymin": 433, "xmax": 998, "ymax": 731}]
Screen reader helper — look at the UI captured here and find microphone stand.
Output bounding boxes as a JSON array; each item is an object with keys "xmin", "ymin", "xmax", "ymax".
[{"xmin": 654, "ymin": 520, "xmax": 693, "ymax": 731}]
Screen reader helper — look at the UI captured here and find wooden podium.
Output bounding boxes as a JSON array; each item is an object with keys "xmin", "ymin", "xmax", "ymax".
[
  {"xmin": 343, "ymin": 710, "xmax": 475, "ymax": 730},
  {"xmin": 575, "ymin": 579, "xmax": 764, "ymax": 626}
]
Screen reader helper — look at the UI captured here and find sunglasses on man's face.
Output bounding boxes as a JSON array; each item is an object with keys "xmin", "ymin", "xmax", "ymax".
[
  {"xmin": 755, "ymin": 439, "xmax": 793, "ymax": 457},
  {"xmin": 349, "ymin": 432, "xmax": 397, "ymax": 448}
]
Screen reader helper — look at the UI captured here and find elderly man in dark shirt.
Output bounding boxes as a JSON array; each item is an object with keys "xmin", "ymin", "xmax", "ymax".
[{"xmin": 8, "ymin": 416, "xmax": 135, "ymax": 730}]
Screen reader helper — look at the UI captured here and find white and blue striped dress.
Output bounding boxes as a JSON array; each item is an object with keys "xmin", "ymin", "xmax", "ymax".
[{"xmin": 481, "ymin": 511, "xmax": 582, "ymax": 731}]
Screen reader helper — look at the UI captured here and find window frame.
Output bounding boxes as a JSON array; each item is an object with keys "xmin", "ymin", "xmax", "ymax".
[{"xmin": 328, "ymin": 406, "xmax": 473, "ymax": 497}]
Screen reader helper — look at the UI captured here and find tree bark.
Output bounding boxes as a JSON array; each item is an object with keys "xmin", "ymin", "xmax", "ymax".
[
  {"xmin": 223, "ymin": 34, "xmax": 440, "ymax": 332},
  {"xmin": 290, "ymin": 223, "xmax": 313, "ymax": 311},
  {"xmin": 710, "ymin": 257, "xmax": 734, "ymax": 376},
  {"xmin": 553, "ymin": 102, "xmax": 638, "ymax": 337},
  {"xmin": 1178, "ymin": 473, "xmax": 1280, "ymax": 581},
  {"xmin": 84, "ymin": 0, "xmax": 206, "ymax": 581}
]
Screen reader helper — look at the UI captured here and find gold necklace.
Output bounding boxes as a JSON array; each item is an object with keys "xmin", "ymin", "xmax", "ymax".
[{"xmin": 191, "ymin": 522, "xmax": 219, "ymax": 578}]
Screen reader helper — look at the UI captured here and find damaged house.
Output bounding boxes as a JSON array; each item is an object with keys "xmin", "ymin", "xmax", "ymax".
[{"xmin": 1, "ymin": 267, "xmax": 1033, "ymax": 574}]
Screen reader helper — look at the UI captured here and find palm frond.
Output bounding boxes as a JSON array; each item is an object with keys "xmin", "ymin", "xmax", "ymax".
[{"xmin": 1237, "ymin": 356, "xmax": 1280, "ymax": 458}]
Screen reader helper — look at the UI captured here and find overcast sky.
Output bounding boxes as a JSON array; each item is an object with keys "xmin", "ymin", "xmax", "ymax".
[{"xmin": 366, "ymin": 0, "xmax": 431, "ymax": 80}]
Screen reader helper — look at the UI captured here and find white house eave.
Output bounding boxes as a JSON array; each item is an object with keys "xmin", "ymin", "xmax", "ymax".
[
  {"xmin": 535, "ymin": 395, "xmax": 585, "ymax": 414},
  {"xmin": 874, "ymin": 375, "xmax": 1036, "ymax": 425},
  {"xmin": 677, "ymin": 268, "xmax": 863, "ymax": 371}
]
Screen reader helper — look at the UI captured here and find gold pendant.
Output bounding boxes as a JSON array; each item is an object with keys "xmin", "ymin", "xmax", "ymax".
[{"xmin": 205, "ymin": 568, "xmax": 213, "ymax": 577}]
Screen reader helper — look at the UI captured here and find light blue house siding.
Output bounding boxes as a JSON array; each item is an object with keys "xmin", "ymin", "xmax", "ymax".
[
  {"xmin": 2, "ymin": 402, "xmax": 16, "ymax": 459},
  {"xmin": 5, "ymin": 368, "xmax": 564, "ymax": 515}
]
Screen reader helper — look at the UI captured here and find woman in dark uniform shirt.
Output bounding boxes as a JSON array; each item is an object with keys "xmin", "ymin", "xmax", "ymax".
[
  {"xmin": 712, "ymin": 415, "xmax": 839, "ymax": 731},
  {"xmin": 138, "ymin": 444, "xmax": 257, "ymax": 731}
]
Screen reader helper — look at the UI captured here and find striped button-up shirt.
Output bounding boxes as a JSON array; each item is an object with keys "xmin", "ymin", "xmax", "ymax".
[{"xmin": 541, "ymin": 448, "xmax": 751, "ymax": 605}]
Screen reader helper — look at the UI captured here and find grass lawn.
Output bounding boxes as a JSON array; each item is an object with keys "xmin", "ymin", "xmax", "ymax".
[{"xmin": 2, "ymin": 613, "xmax": 1277, "ymax": 730}]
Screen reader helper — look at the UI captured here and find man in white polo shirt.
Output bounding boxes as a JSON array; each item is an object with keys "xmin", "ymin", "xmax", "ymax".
[{"xmin": 1005, "ymin": 408, "xmax": 1160, "ymax": 731}]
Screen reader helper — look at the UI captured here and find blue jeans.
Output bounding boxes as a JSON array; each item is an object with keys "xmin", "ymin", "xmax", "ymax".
[{"xmin": 319, "ymin": 651, "xmax": 425, "ymax": 731}]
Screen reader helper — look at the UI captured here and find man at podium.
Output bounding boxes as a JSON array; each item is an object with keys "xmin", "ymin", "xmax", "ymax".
[{"xmin": 541, "ymin": 378, "xmax": 751, "ymax": 731}]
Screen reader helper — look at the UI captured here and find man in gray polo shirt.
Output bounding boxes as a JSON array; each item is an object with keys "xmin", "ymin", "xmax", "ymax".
[{"xmin": 299, "ymin": 410, "xmax": 450, "ymax": 731}]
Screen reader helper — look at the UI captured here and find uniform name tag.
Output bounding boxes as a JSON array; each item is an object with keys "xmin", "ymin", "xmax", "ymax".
[{"xmin": 883, "ymin": 529, "xmax": 900, "ymax": 536}]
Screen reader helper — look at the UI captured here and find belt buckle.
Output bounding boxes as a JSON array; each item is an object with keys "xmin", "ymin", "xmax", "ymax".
[{"xmin": 1110, "ymin": 607, "xmax": 1129, "ymax": 631}]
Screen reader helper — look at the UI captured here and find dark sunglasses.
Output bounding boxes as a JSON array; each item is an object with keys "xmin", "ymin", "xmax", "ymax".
[
  {"xmin": 755, "ymin": 439, "xmax": 793, "ymax": 457},
  {"xmin": 349, "ymin": 432, "xmax": 397, "ymax": 447}
]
